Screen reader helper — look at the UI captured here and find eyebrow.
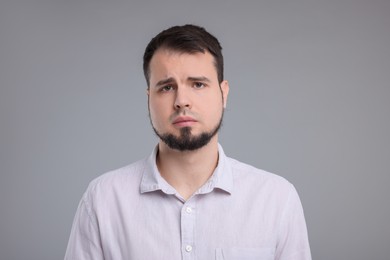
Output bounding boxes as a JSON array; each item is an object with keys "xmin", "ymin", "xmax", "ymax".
[
  {"xmin": 188, "ymin": 76, "xmax": 211, "ymax": 83},
  {"xmin": 154, "ymin": 76, "xmax": 211, "ymax": 88},
  {"xmin": 155, "ymin": 77, "xmax": 175, "ymax": 88}
]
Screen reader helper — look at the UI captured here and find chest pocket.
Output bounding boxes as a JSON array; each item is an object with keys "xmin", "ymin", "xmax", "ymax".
[{"xmin": 216, "ymin": 247, "xmax": 275, "ymax": 260}]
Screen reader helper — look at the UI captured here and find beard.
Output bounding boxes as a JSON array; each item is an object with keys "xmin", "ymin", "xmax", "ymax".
[{"xmin": 150, "ymin": 111, "xmax": 224, "ymax": 151}]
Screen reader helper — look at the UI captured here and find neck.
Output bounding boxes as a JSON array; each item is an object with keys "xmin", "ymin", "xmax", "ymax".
[{"xmin": 156, "ymin": 136, "xmax": 219, "ymax": 200}]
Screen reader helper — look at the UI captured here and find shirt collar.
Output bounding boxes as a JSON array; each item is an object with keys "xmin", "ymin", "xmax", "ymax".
[{"xmin": 140, "ymin": 144, "xmax": 233, "ymax": 195}]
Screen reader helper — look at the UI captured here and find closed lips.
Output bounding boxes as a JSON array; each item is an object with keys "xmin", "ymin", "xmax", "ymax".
[{"xmin": 173, "ymin": 117, "xmax": 197, "ymax": 124}]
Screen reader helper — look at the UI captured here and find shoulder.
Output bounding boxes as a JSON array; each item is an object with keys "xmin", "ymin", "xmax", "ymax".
[
  {"xmin": 228, "ymin": 157, "xmax": 291, "ymax": 184},
  {"xmin": 227, "ymin": 157, "xmax": 295, "ymax": 197},
  {"xmin": 83, "ymin": 158, "xmax": 147, "ymax": 201}
]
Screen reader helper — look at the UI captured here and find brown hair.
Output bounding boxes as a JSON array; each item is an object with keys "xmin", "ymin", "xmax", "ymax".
[{"xmin": 143, "ymin": 24, "xmax": 224, "ymax": 86}]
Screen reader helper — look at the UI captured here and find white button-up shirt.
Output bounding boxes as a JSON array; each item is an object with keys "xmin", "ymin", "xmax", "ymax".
[{"xmin": 65, "ymin": 144, "xmax": 311, "ymax": 260}]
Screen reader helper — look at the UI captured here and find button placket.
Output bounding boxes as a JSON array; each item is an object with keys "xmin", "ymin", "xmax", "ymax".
[{"xmin": 180, "ymin": 201, "xmax": 196, "ymax": 259}]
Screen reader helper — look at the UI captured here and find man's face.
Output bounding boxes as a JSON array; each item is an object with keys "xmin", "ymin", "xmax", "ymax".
[{"xmin": 147, "ymin": 49, "xmax": 229, "ymax": 151}]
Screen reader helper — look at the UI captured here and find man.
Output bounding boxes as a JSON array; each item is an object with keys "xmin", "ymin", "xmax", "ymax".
[{"xmin": 65, "ymin": 24, "xmax": 311, "ymax": 260}]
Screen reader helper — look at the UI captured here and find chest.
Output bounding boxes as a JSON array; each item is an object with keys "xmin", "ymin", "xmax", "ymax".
[{"xmin": 96, "ymin": 192, "xmax": 280, "ymax": 259}]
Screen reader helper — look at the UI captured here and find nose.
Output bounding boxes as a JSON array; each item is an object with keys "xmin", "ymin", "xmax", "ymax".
[{"xmin": 174, "ymin": 87, "xmax": 191, "ymax": 110}]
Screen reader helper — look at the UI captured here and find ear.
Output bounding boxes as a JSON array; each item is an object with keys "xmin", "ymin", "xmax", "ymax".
[
  {"xmin": 220, "ymin": 80, "xmax": 229, "ymax": 108},
  {"xmin": 146, "ymin": 88, "xmax": 150, "ymax": 96}
]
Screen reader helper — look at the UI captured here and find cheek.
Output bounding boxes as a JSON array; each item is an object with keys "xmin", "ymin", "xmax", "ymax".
[
  {"xmin": 211, "ymin": 106, "xmax": 223, "ymax": 121},
  {"xmin": 149, "ymin": 103, "xmax": 161, "ymax": 120},
  {"xmin": 202, "ymin": 98, "xmax": 223, "ymax": 122},
  {"xmin": 149, "ymin": 98, "xmax": 171, "ymax": 125}
]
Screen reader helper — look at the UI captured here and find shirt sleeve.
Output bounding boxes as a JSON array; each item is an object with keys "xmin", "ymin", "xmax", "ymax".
[
  {"xmin": 275, "ymin": 184, "xmax": 312, "ymax": 260},
  {"xmin": 64, "ymin": 195, "xmax": 104, "ymax": 260}
]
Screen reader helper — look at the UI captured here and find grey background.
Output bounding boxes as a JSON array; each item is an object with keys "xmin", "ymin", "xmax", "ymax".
[{"xmin": 1, "ymin": 0, "xmax": 389, "ymax": 259}]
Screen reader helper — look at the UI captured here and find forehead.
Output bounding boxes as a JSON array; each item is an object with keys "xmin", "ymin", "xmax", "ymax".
[{"xmin": 149, "ymin": 49, "xmax": 218, "ymax": 82}]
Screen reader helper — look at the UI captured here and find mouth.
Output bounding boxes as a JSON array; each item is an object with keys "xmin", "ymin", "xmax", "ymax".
[{"xmin": 172, "ymin": 116, "xmax": 197, "ymax": 127}]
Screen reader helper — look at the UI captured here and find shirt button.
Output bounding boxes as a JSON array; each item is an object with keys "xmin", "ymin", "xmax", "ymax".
[
  {"xmin": 185, "ymin": 207, "xmax": 192, "ymax": 213},
  {"xmin": 185, "ymin": 245, "xmax": 193, "ymax": 252}
]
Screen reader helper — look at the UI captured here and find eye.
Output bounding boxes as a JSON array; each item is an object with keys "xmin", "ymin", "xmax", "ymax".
[
  {"xmin": 193, "ymin": 82, "xmax": 205, "ymax": 89},
  {"xmin": 160, "ymin": 85, "xmax": 174, "ymax": 92}
]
